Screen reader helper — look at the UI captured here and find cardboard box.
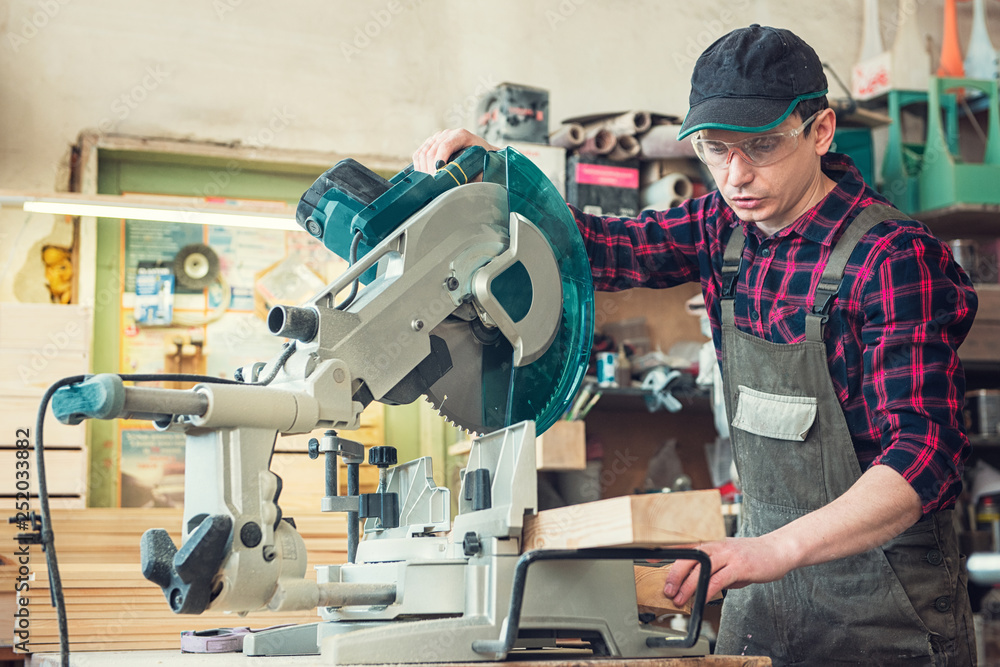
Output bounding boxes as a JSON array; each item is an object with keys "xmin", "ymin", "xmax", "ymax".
[
  {"xmin": 961, "ymin": 284, "xmax": 1000, "ymax": 363},
  {"xmin": 503, "ymin": 141, "xmax": 566, "ymax": 198},
  {"xmin": 566, "ymin": 154, "xmax": 640, "ymax": 217},
  {"xmin": 477, "ymin": 82, "xmax": 549, "ymax": 145}
]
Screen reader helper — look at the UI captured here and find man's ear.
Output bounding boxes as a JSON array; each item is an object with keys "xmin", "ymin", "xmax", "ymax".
[{"xmin": 812, "ymin": 108, "xmax": 837, "ymax": 156}]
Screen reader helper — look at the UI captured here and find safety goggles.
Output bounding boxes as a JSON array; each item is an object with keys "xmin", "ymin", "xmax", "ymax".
[{"xmin": 690, "ymin": 111, "xmax": 821, "ymax": 168}]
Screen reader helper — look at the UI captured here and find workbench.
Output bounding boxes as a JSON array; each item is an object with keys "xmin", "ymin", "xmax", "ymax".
[{"xmin": 28, "ymin": 652, "xmax": 771, "ymax": 666}]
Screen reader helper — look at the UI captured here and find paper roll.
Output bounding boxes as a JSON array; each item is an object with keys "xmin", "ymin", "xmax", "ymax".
[
  {"xmin": 550, "ymin": 123, "xmax": 585, "ymax": 149},
  {"xmin": 638, "ymin": 124, "xmax": 697, "ymax": 159},
  {"xmin": 607, "ymin": 134, "xmax": 640, "ymax": 161},
  {"xmin": 640, "ymin": 173, "xmax": 694, "ymax": 210},
  {"xmin": 578, "ymin": 127, "xmax": 616, "ymax": 156}
]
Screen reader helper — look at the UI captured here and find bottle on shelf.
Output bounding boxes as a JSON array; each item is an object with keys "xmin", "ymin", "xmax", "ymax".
[
  {"xmin": 977, "ymin": 494, "xmax": 1000, "ymax": 551},
  {"xmin": 615, "ymin": 343, "xmax": 632, "ymax": 388}
]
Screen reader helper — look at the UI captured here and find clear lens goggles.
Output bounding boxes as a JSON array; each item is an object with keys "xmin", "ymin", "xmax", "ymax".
[{"xmin": 690, "ymin": 111, "xmax": 821, "ymax": 168}]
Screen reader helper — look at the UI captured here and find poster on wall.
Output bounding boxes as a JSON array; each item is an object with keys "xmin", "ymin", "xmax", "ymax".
[
  {"xmin": 123, "ymin": 220, "xmax": 204, "ymax": 295},
  {"xmin": 116, "ymin": 212, "xmax": 353, "ymax": 506},
  {"xmin": 206, "ymin": 225, "xmax": 287, "ymax": 312},
  {"xmin": 120, "ymin": 428, "xmax": 186, "ymax": 508}
]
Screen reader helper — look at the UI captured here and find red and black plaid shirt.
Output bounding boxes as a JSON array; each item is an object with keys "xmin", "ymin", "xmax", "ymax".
[{"xmin": 572, "ymin": 153, "xmax": 978, "ymax": 515}]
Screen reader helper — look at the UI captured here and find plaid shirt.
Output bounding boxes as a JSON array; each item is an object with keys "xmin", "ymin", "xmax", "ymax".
[{"xmin": 572, "ymin": 153, "xmax": 978, "ymax": 515}]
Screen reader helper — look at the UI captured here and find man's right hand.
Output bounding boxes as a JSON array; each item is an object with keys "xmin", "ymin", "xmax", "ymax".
[{"xmin": 412, "ymin": 129, "xmax": 498, "ymax": 174}]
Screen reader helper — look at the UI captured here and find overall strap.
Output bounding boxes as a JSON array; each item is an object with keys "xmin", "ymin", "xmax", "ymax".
[
  {"xmin": 805, "ymin": 204, "xmax": 909, "ymax": 342},
  {"xmin": 720, "ymin": 225, "xmax": 746, "ymax": 326}
]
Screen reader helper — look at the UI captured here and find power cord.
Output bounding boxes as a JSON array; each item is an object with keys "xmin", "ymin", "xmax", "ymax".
[
  {"xmin": 335, "ymin": 230, "xmax": 364, "ymax": 311},
  {"xmin": 30, "ymin": 369, "xmax": 290, "ymax": 665}
]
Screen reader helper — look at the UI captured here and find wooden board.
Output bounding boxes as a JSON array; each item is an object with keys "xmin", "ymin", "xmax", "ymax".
[
  {"xmin": 2, "ymin": 507, "xmax": 356, "ymax": 652},
  {"xmin": 0, "ymin": 448, "xmax": 87, "ymax": 495},
  {"xmin": 536, "ymin": 420, "xmax": 586, "ymax": 471},
  {"xmin": 0, "ymin": 395, "xmax": 85, "ymax": 447},
  {"xmin": 634, "ymin": 565, "xmax": 723, "ymax": 617},
  {"xmin": 271, "ymin": 452, "xmax": 379, "ymax": 514},
  {"xmin": 522, "ymin": 490, "xmax": 725, "ymax": 551},
  {"xmin": 274, "ymin": 403, "xmax": 385, "ymax": 453},
  {"xmin": 0, "ymin": 303, "xmax": 91, "ymax": 352}
]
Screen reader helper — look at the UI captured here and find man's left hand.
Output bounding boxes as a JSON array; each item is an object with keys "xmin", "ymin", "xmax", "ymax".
[{"xmin": 663, "ymin": 535, "xmax": 799, "ymax": 607}]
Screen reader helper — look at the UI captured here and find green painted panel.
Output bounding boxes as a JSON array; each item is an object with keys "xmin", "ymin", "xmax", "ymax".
[{"xmin": 89, "ymin": 150, "xmax": 419, "ymax": 507}]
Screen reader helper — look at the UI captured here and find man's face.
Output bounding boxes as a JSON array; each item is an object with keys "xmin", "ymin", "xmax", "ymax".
[{"xmin": 701, "ymin": 110, "xmax": 833, "ymax": 233}]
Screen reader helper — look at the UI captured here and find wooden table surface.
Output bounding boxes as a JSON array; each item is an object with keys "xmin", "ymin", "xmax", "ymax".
[{"xmin": 28, "ymin": 651, "xmax": 771, "ymax": 666}]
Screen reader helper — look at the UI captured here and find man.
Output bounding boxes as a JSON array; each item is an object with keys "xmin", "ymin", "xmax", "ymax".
[{"xmin": 414, "ymin": 25, "xmax": 977, "ymax": 665}]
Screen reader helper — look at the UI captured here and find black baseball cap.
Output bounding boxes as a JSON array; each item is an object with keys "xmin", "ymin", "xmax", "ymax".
[{"xmin": 677, "ymin": 25, "xmax": 828, "ymax": 139}]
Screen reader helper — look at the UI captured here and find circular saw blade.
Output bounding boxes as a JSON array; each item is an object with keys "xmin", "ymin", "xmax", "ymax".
[{"xmin": 424, "ymin": 147, "xmax": 594, "ymax": 435}]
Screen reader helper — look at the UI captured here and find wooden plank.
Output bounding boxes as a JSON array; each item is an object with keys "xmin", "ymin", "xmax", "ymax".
[
  {"xmin": 271, "ymin": 452, "xmax": 379, "ymax": 514},
  {"xmin": 0, "ymin": 303, "xmax": 91, "ymax": 352},
  {"xmin": 0, "ymin": 349, "xmax": 89, "ymax": 396},
  {"xmin": 521, "ymin": 490, "xmax": 725, "ymax": 551},
  {"xmin": 0, "ymin": 448, "xmax": 86, "ymax": 495},
  {"xmin": 634, "ymin": 564, "xmax": 723, "ymax": 617},
  {"xmin": 91, "ymin": 132, "xmax": 409, "ymax": 174},
  {"xmin": 0, "ymin": 395, "xmax": 86, "ymax": 447},
  {"xmin": 274, "ymin": 403, "xmax": 385, "ymax": 452},
  {"xmin": 0, "ymin": 495, "xmax": 85, "ymax": 512},
  {"xmin": 536, "ymin": 420, "xmax": 586, "ymax": 471}
]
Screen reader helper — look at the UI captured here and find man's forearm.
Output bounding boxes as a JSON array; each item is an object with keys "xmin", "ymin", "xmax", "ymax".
[{"xmin": 767, "ymin": 464, "xmax": 922, "ymax": 570}]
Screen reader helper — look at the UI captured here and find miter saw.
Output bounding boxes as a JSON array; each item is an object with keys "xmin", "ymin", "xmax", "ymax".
[{"xmin": 51, "ymin": 147, "xmax": 710, "ymax": 661}]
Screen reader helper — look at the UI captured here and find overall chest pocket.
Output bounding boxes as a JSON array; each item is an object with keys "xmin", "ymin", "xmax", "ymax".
[{"xmin": 731, "ymin": 385, "xmax": 818, "ymax": 441}]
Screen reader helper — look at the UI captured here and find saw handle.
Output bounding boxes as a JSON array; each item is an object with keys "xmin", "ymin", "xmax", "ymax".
[
  {"xmin": 399, "ymin": 146, "xmax": 485, "ymax": 183},
  {"xmin": 471, "ymin": 547, "xmax": 712, "ymax": 660}
]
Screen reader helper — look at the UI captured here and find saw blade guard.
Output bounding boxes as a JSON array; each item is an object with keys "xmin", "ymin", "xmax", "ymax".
[{"xmin": 475, "ymin": 147, "xmax": 594, "ymax": 435}]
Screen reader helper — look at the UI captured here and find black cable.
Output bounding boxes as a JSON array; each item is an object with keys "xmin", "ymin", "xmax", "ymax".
[
  {"xmin": 118, "ymin": 373, "xmax": 241, "ymax": 384},
  {"xmin": 248, "ymin": 341, "xmax": 297, "ymax": 386},
  {"xmin": 35, "ymin": 375, "xmax": 87, "ymax": 667},
  {"xmin": 335, "ymin": 230, "xmax": 364, "ymax": 311}
]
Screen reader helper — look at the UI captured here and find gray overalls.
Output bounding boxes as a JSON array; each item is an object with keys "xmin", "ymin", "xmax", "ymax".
[{"xmin": 713, "ymin": 205, "xmax": 976, "ymax": 665}]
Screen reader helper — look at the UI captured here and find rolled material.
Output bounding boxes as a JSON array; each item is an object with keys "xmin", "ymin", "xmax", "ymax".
[
  {"xmin": 583, "ymin": 110, "xmax": 653, "ymax": 136},
  {"xmin": 641, "ymin": 173, "xmax": 694, "ymax": 210},
  {"xmin": 638, "ymin": 124, "xmax": 697, "ymax": 159},
  {"xmin": 578, "ymin": 127, "xmax": 616, "ymax": 156},
  {"xmin": 607, "ymin": 134, "xmax": 641, "ymax": 161},
  {"xmin": 550, "ymin": 123, "xmax": 585, "ymax": 149}
]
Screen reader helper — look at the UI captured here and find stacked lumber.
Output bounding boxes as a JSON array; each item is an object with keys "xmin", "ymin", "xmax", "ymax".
[{"xmin": 2, "ymin": 508, "xmax": 355, "ymax": 652}]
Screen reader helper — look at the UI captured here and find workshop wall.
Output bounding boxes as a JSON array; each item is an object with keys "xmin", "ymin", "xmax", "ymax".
[
  {"xmin": 0, "ymin": 0, "xmax": 878, "ymax": 300},
  {"xmin": 5, "ymin": 0, "xmax": 995, "ymax": 301}
]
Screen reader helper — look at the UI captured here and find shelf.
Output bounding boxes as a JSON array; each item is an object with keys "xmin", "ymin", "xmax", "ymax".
[
  {"xmin": 971, "ymin": 435, "xmax": 1000, "ymax": 448},
  {"xmin": 915, "ymin": 203, "xmax": 1000, "ymax": 238},
  {"xmin": 580, "ymin": 376, "xmax": 711, "ymax": 413}
]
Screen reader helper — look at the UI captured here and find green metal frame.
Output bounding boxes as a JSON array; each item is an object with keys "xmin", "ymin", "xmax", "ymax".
[{"xmin": 919, "ymin": 77, "xmax": 1000, "ymax": 212}]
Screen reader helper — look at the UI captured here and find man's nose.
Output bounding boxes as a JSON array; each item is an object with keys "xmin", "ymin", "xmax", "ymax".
[{"xmin": 726, "ymin": 150, "xmax": 755, "ymax": 186}]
